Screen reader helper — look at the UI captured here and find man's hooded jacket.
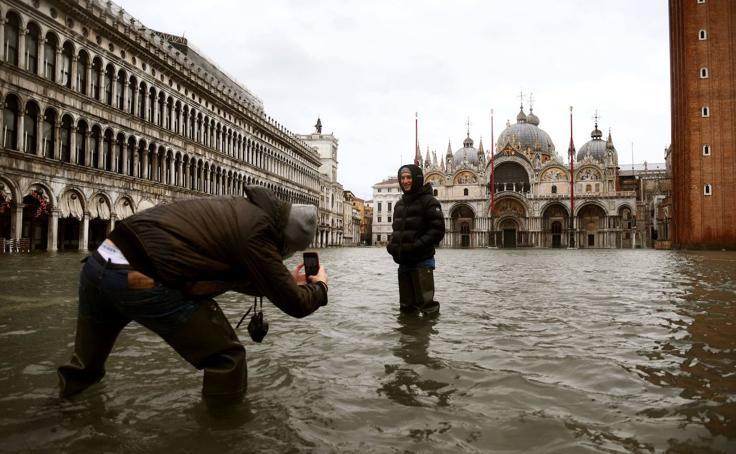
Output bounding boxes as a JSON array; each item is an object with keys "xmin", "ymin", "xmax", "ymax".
[
  {"xmin": 387, "ymin": 164, "xmax": 445, "ymax": 264},
  {"xmin": 109, "ymin": 186, "xmax": 325, "ymax": 317}
]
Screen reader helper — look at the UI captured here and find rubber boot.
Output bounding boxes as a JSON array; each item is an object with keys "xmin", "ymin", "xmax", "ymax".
[
  {"xmin": 57, "ymin": 317, "xmax": 127, "ymax": 398},
  {"xmin": 398, "ymin": 270, "xmax": 418, "ymax": 314},
  {"xmin": 157, "ymin": 299, "xmax": 247, "ymax": 406},
  {"xmin": 410, "ymin": 268, "xmax": 440, "ymax": 316}
]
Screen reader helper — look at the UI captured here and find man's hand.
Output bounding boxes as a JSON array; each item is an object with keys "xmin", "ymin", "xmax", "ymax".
[{"xmin": 292, "ymin": 263, "xmax": 328, "ymax": 286}]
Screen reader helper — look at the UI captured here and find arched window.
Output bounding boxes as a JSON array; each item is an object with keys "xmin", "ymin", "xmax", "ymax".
[
  {"xmin": 463, "ymin": 188, "xmax": 469, "ymax": 196},
  {"xmin": 91, "ymin": 57, "xmax": 102, "ymax": 100},
  {"xmin": 433, "ymin": 189, "xmax": 438, "ymax": 196},
  {"xmin": 4, "ymin": 12, "xmax": 20, "ymax": 66},
  {"xmin": 551, "ymin": 185, "xmax": 557, "ymax": 194},
  {"xmin": 103, "ymin": 129, "xmax": 114, "ymax": 171},
  {"xmin": 90, "ymin": 126, "xmax": 101, "ymax": 168},
  {"xmin": 77, "ymin": 51, "xmax": 88, "ymax": 95},
  {"xmin": 128, "ymin": 76, "xmax": 137, "ymax": 114},
  {"xmin": 44, "ymin": 33, "xmax": 58, "ymax": 82},
  {"xmin": 76, "ymin": 120, "xmax": 87, "ymax": 166},
  {"xmin": 3, "ymin": 95, "xmax": 20, "ymax": 149},
  {"xmin": 157, "ymin": 92, "xmax": 165, "ymax": 127},
  {"xmin": 61, "ymin": 42, "xmax": 73, "ymax": 88},
  {"xmin": 148, "ymin": 87, "xmax": 155, "ymax": 121},
  {"xmin": 116, "ymin": 69, "xmax": 126, "ymax": 109},
  {"xmin": 60, "ymin": 115, "xmax": 73, "ymax": 162},
  {"xmin": 24, "ymin": 102, "xmax": 39, "ymax": 154},
  {"xmin": 704, "ymin": 184, "xmax": 712, "ymax": 196},
  {"xmin": 138, "ymin": 82, "xmax": 147, "ymax": 120},
  {"xmin": 104, "ymin": 64, "xmax": 114, "ymax": 105},
  {"xmin": 43, "ymin": 109, "xmax": 56, "ymax": 158},
  {"xmin": 26, "ymin": 22, "xmax": 41, "ymax": 73}
]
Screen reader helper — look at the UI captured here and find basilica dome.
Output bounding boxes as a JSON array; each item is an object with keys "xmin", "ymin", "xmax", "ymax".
[
  {"xmin": 453, "ymin": 135, "xmax": 480, "ymax": 166},
  {"xmin": 577, "ymin": 125, "xmax": 618, "ymax": 163},
  {"xmin": 496, "ymin": 107, "xmax": 556, "ymax": 157}
]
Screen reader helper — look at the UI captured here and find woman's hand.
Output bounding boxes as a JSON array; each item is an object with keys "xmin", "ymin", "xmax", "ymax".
[{"xmin": 291, "ymin": 263, "xmax": 328, "ymax": 286}]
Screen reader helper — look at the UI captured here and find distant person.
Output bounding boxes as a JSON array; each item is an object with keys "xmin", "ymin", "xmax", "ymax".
[
  {"xmin": 58, "ymin": 186, "xmax": 328, "ymax": 405},
  {"xmin": 387, "ymin": 164, "xmax": 445, "ymax": 315}
]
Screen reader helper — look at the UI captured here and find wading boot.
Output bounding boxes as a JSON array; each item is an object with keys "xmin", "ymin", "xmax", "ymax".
[
  {"xmin": 57, "ymin": 317, "xmax": 127, "ymax": 398},
  {"xmin": 158, "ymin": 299, "xmax": 247, "ymax": 406},
  {"xmin": 398, "ymin": 270, "xmax": 418, "ymax": 314},
  {"xmin": 410, "ymin": 268, "xmax": 440, "ymax": 317}
]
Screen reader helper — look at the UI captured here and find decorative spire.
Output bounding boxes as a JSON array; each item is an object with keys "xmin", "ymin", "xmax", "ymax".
[
  {"xmin": 591, "ymin": 110, "xmax": 602, "ymax": 139},
  {"xmin": 425, "ymin": 147, "xmax": 431, "ymax": 168},
  {"xmin": 432, "ymin": 150, "xmax": 438, "ymax": 167},
  {"xmin": 606, "ymin": 128, "xmax": 614, "ymax": 149},
  {"xmin": 446, "ymin": 139, "xmax": 453, "ymax": 157}
]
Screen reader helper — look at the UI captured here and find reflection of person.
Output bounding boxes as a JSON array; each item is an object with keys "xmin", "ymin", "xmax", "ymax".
[
  {"xmin": 387, "ymin": 164, "xmax": 445, "ymax": 315},
  {"xmin": 58, "ymin": 186, "xmax": 328, "ymax": 405}
]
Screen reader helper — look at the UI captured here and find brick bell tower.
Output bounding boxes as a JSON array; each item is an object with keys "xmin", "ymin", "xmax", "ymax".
[{"xmin": 669, "ymin": 0, "xmax": 736, "ymax": 249}]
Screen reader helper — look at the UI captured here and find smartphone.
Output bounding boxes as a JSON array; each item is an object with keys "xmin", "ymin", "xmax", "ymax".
[{"xmin": 303, "ymin": 252, "xmax": 320, "ymax": 278}]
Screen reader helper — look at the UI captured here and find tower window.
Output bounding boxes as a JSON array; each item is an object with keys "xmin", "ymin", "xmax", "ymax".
[
  {"xmin": 700, "ymin": 67, "xmax": 709, "ymax": 78},
  {"xmin": 463, "ymin": 188, "xmax": 469, "ymax": 196},
  {"xmin": 699, "ymin": 29, "xmax": 707, "ymax": 40},
  {"xmin": 704, "ymin": 184, "xmax": 712, "ymax": 196},
  {"xmin": 551, "ymin": 185, "xmax": 557, "ymax": 194},
  {"xmin": 701, "ymin": 106, "xmax": 710, "ymax": 117},
  {"xmin": 433, "ymin": 189, "xmax": 438, "ymax": 196},
  {"xmin": 703, "ymin": 144, "xmax": 711, "ymax": 156}
]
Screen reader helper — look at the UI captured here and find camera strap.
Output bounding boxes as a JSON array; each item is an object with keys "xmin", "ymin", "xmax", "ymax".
[{"xmin": 235, "ymin": 296, "xmax": 264, "ymax": 329}]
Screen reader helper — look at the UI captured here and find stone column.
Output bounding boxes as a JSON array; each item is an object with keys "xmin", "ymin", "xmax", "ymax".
[
  {"xmin": 130, "ymin": 84, "xmax": 137, "ymax": 116},
  {"xmin": 53, "ymin": 123, "xmax": 61, "ymax": 160},
  {"xmin": 85, "ymin": 61, "xmax": 92, "ymax": 96},
  {"xmin": 69, "ymin": 123, "xmax": 77, "ymax": 163},
  {"xmin": 121, "ymin": 142, "xmax": 129, "ymax": 176},
  {"xmin": 83, "ymin": 131, "xmax": 91, "ymax": 166},
  {"xmin": 48, "ymin": 210, "xmax": 59, "ymax": 251},
  {"xmin": 11, "ymin": 205, "xmax": 23, "ymax": 240},
  {"xmin": 38, "ymin": 37, "xmax": 45, "ymax": 77},
  {"xmin": 141, "ymin": 150, "xmax": 148, "ymax": 180},
  {"xmin": 70, "ymin": 55, "xmax": 78, "ymax": 91},
  {"xmin": 35, "ymin": 114, "xmax": 42, "ymax": 156},
  {"xmin": 176, "ymin": 158, "xmax": 183, "ymax": 187},
  {"xmin": 0, "ymin": 19, "xmax": 5, "ymax": 63},
  {"xmin": 80, "ymin": 212, "xmax": 89, "ymax": 251},
  {"xmin": 55, "ymin": 46, "xmax": 63, "ymax": 84},
  {"xmin": 107, "ymin": 214, "xmax": 116, "ymax": 235},
  {"xmin": 17, "ymin": 109, "xmax": 25, "ymax": 152},
  {"xmin": 110, "ymin": 74, "xmax": 118, "ymax": 107},
  {"xmin": 18, "ymin": 29, "xmax": 26, "ymax": 70}
]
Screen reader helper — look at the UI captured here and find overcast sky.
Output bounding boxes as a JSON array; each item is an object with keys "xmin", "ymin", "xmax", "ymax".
[{"xmin": 119, "ymin": 0, "xmax": 671, "ymax": 200}]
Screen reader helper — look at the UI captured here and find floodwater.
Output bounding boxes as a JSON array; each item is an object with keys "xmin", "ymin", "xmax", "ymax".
[{"xmin": 0, "ymin": 248, "xmax": 734, "ymax": 453}]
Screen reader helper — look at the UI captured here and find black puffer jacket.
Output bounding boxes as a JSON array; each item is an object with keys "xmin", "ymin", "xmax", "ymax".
[
  {"xmin": 387, "ymin": 164, "xmax": 445, "ymax": 264},
  {"xmin": 109, "ymin": 186, "xmax": 326, "ymax": 317}
]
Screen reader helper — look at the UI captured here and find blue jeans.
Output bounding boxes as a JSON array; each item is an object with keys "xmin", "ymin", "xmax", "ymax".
[
  {"xmin": 59, "ymin": 252, "xmax": 247, "ymax": 400},
  {"xmin": 78, "ymin": 252, "xmax": 199, "ymax": 334},
  {"xmin": 398, "ymin": 257, "xmax": 436, "ymax": 272}
]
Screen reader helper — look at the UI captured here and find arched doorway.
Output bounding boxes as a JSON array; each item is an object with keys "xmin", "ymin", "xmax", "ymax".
[
  {"xmin": 578, "ymin": 204, "xmax": 607, "ymax": 248},
  {"xmin": 542, "ymin": 203, "xmax": 569, "ymax": 248},
  {"xmin": 22, "ymin": 188, "xmax": 50, "ymax": 251},
  {"xmin": 58, "ymin": 190, "xmax": 84, "ymax": 250},
  {"xmin": 88, "ymin": 195, "xmax": 111, "ymax": 250},
  {"xmin": 450, "ymin": 204, "xmax": 474, "ymax": 248},
  {"xmin": 500, "ymin": 218, "xmax": 518, "ymax": 248}
]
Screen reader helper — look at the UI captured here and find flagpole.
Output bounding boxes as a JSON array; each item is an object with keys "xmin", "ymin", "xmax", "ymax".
[
  {"xmin": 414, "ymin": 112, "xmax": 420, "ymax": 166},
  {"xmin": 568, "ymin": 106, "xmax": 576, "ymax": 249},
  {"xmin": 490, "ymin": 108, "xmax": 496, "ymax": 247}
]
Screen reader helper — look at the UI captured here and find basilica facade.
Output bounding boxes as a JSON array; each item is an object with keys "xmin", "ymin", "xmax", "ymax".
[
  {"xmin": 421, "ymin": 106, "xmax": 638, "ymax": 248},
  {"xmin": 0, "ymin": 0, "xmax": 322, "ymax": 252}
]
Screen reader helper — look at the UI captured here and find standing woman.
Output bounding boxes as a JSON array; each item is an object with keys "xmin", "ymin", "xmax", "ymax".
[{"xmin": 387, "ymin": 164, "xmax": 445, "ymax": 315}]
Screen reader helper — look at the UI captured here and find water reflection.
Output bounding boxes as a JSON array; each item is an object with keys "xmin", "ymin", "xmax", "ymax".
[
  {"xmin": 637, "ymin": 252, "xmax": 736, "ymax": 443},
  {"xmin": 379, "ymin": 313, "xmax": 454, "ymax": 408}
]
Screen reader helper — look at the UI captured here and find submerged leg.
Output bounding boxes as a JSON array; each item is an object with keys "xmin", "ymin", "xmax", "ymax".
[
  {"xmin": 57, "ymin": 316, "xmax": 127, "ymax": 398},
  {"xmin": 157, "ymin": 299, "xmax": 247, "ymax": 404},
  {"xmin": 398, "ymin": 270, "xmax": 418, "ymax": 313},
  {"xmin": 411, "ymin": 268, "xmax": 440, "ymax": 316}
]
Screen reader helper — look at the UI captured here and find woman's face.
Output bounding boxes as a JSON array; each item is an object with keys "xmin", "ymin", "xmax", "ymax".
[{"xmin": 400, "ymin": 172, "xmax": 413, "ymax": 192}]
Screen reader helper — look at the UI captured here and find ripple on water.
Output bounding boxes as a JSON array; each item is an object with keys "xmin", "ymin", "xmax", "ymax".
[{"xmin": 0, "ymin": 248, "xmax": 735, "ymax": 452}]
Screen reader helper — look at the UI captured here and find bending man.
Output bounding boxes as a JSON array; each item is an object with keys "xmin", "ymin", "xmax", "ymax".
[{"xmin": 58, "ymin": 186, "xmax": 327, "ymax": 404}]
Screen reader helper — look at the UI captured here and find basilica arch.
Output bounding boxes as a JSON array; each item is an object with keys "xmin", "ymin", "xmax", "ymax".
[
  {"xmin": 541, "ymin": 202, "xmax": 570, "ymax": 248},
  {"xmin": 449, "ymin": 203, "xmax": 475, "ymax": 248},
  {"xmin": 492, "ymin": 196, "xmax": 528, "ymax": 248},
  {"xmin": 576, "ymin": 202, "xmax": 608, "ymax": 248},
  {"xmin": 57, "ymin": 187, "xmax": 85, "ymax": 250}
]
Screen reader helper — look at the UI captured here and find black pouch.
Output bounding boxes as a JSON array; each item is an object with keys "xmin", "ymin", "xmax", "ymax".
[{"xmin": 237, "ymin": 296, "xmax": 269, "ymax": 343}]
